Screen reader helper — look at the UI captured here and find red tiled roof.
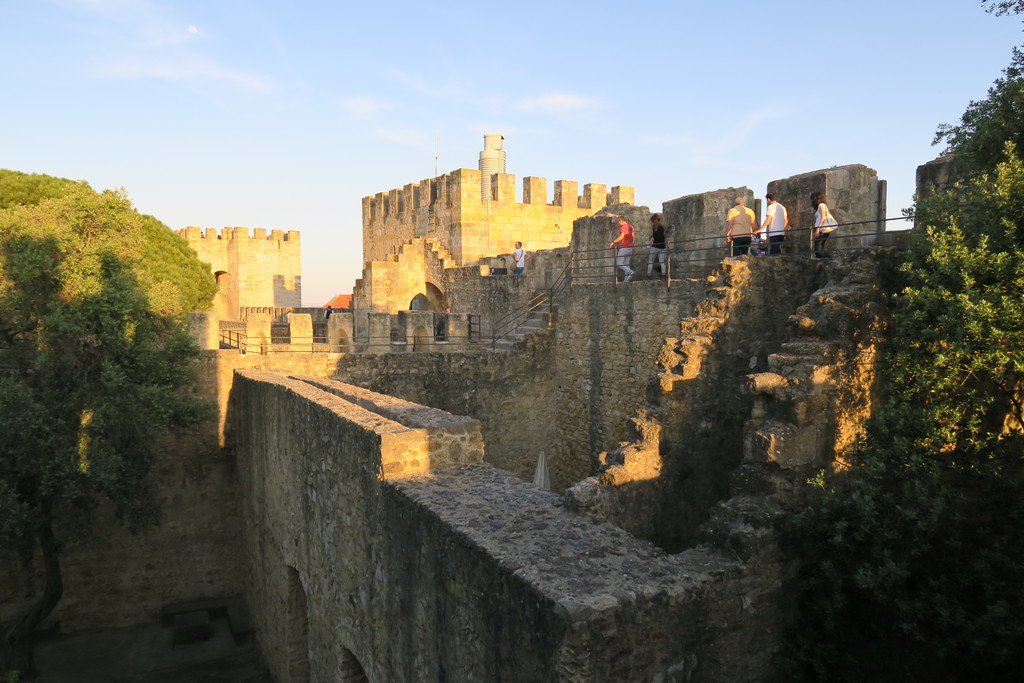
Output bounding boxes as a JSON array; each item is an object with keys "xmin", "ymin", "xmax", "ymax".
[{"xmin": 324, "ymin": 294, "xmax": 352, "ymax": 310}]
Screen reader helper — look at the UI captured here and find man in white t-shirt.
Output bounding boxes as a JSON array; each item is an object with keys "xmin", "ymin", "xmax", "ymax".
[
  {"xmin": 760, "ymin": 193, "xmax": 790, "ymax": 256},
  {"xmin": 512, "ymin": 242, "xmax": 528, "ymax": 274}
]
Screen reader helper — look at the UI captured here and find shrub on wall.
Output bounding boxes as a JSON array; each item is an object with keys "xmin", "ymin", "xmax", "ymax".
[{"xmin": 786, "ymin": 147, "xmax": 1024, "ymax": 680}]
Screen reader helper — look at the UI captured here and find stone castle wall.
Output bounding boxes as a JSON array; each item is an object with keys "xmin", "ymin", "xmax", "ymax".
[
  {"xmin": 361, "ymin": 167, "xmax": 633, "ymax": 271},
  {"xmin": 232, "ymin": 371, "xmax": 788, "ymax": 682},
  {"xmin": 178, "ymin": 226, "xmax": 302, "ymax": 319}
]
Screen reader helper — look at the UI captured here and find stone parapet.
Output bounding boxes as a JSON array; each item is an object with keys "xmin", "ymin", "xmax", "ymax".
[
  {"xmin": 232, "ymin": 370, "xmax": 780, "ymax": 682},
  {"xmin": 178, "ymin": 226, "xmax": 301, "ymax": 319}
]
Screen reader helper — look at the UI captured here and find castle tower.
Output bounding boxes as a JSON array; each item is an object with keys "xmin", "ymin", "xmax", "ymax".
[{"xmin": 178, "ymin": 227, "xmax": 302, "ymax": 321}]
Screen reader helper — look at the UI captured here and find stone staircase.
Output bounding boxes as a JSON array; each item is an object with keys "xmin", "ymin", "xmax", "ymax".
[
  {"xmin": 352, "ymin": 236, "xmax": 459, "ymax": 308},
  {"xmin": 701, "ymin": 250, "xmax": 893, "ymax": 556},
  {"xmin": 568, "ymin": 251, "xmax": 895, "ymax": 558},
  {"xmin": 490, "ymin": 309, "xmax": 554, "ymax": 350}
]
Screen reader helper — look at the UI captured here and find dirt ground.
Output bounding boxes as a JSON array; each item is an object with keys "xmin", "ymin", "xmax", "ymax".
[{"xmin": 22, "ymin": 617, "xmax": 272, "ymax": 682}]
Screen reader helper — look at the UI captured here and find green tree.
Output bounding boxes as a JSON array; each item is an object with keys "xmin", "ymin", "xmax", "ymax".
[
  {"xmin": 934, "ymin": 48, "xmax": 1024, "ymax": 175},
  {"xmin": 0, "ymin": 170, "xmax": 216, "ymax": 315},
  {"xmin": 787, "ymin": 148, "xmax": 1024, "ymax": 681},
  {"xmin": 787, "ymin": 5, "xmax": 1024, "ymax": 676},
  {"xmin": 982, "ymin": 0, "xmax": 1024, "ymax": 16},
  {"xmin": 0, "ymin": 181, "xmax": 214, "ymax": 674}
]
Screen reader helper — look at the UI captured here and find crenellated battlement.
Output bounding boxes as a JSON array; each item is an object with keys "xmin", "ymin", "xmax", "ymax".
[
  {"xmin": 178, "ymin": 225, "xmax": 302, "ymax": 319},
  {"xmin": 361, "ymin": 168, "xmax": 633, "ymax": 225},
  {"xmin": 360, "ymin": 167, "xmax": 634, "ymax": 273},
  {"xmin": 177, "ymin": 226, "xmax": 300, "ymax": 242}
]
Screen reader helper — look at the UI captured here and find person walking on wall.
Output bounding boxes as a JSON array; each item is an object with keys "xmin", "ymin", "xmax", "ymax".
[
  {"xmin": 811, "ymin": 192, "xmax": 838, "ymax": 258},
  {"xmin": 512, "ymin": 241, "xmax": 528, "ymax": 274},
  {"xmin": 609, "ymin": 216, "xmax": 636, "ymax": 282},
  {"xmin": 324, "ymin": 305, "xmax": 333, "ymax": 321},
  {"xmin": 647, "ymin": 213, "xmax": 667, "ymax": 278},
  {"xmin": 761, "ymin": 193, "xmax": 790, "ymax": 256},
  {"xmin": 725, "ymin": 198, "xmax": 758, "ymax": 256}
]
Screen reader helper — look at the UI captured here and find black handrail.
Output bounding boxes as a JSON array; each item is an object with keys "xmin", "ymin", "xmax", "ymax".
[
  {"xmin": 490, "ymin": 254, "xmax": 574, "ymax": 348},
  {"xmin": 217, "ymin": 216, "xmax": 913, "ymax": 355}
]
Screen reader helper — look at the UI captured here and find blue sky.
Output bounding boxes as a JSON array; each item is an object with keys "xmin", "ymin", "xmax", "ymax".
[{"xmin": 2, "ymin": 0, "xmax": 1021, "ymax": 307}]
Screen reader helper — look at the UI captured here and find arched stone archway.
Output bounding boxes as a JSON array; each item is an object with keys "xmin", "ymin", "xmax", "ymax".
[
  {"xmin": 213, "ymin": 270, "xmax": 234, "ymax": 321},
  {"xmin": 329, "ymin": 328, "xmax": 350, "ymax": 353},
  {"xmin": 424, "ymin": 282, "xmax": 444, "ymax": 310},
  {"xmin": 408, "ymin": 282, "xmax": 444, "ymax": 312},
  {"xmin": 411, "ymin": 325, "xmax": 430, "ymax": 352},
  {"xmin": 339, "ymin": 647, "xmax": 368, "ymax": 682},
  {"xmin": 409, "ymin": 293, "xmax": 429, "ymax": 311},
  {"xmin": 285, "ymin": 566, "xmax": 310, "ymax": 682}
]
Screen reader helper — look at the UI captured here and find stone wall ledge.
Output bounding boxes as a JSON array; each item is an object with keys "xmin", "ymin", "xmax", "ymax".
[{"xmin": 394, "ymin": 462, "xmax": 740, "ymax": 603}]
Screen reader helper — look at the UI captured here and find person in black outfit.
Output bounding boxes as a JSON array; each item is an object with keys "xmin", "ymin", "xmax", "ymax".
[{"xmin": 646, "ymin": 213, "xmax": 667, "ymax": 278}]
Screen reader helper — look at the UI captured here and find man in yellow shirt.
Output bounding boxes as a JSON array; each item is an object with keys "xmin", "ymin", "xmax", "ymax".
[{"xmin": 725, "ymin": 198, "xmax": 758, "ymax": 256}]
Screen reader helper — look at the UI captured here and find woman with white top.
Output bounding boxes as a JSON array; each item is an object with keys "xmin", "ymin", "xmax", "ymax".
[{"xmin": 811, "ymin": 192, "xmax": 838, "ymax": 258}]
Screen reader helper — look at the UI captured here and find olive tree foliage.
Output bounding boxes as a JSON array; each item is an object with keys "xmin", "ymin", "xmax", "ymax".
[
  {"xmin": 0, "ymin": 170, "xmax": 216, "ymax": 316},
  {"xmin": 934, "ymin": 0, "xmax": 1024, "ymax": 173},
  {"xmin": 786, "ymin": 6, "xmax": 1024, "ymax": 676},
  {"xmin": 0, "ymin": 176, "xmax": 215, "ymax": 674},
  {"xmin": 786, "ymin": 149, "xmax": 1024, "ymax": 680},
  {"xmin": 982, "ymin": 0, "xmax": 1024, "ymax": 15}
]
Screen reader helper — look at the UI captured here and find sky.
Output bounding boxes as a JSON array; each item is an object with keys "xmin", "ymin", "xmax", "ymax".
[{"xmin": 2, "ymin": 1, "xmax": 1021, "ymax": 307}]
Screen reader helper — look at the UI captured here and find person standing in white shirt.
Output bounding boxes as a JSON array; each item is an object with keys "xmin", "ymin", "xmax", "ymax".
[
  {"xmin": 512, "ymin": 242, "xmax": 528, "ymax": 274},
  {"xmin": 760, "ymin": 193, "xmax": 790, "ymax": 256}
]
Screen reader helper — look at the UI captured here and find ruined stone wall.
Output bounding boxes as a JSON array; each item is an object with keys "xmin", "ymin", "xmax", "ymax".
[
  {"xmin": 233, "ymin": 371, "xmax": 792, "ymax": 682},
  {"xmin": 546, "ymin": 280, "xmax": 705, "ymax": 490},
  {"xmin": 337, "ymin": 255, "xmax": 825, "ymax": 498},
  {"xmin": 660, "ymin": 187, "xmax": 755, "ymax": 274},
  {"xmin": 178, "ymin": 226, "xmax": 301, "ymax": 318},
  {"xmin": 334, "ymin": 338, "xmax": 557, "ymax": 482},
  {"xmin": 766, "ymin": 164, "xmax": 888, "ymax": 252},
  {"xmin": 915, "ymin": 154, "xmax": 967, "ymax": 203},
  {"xmin": 565, "ymin": 257, "xmax": 831, "ymax": 551}
]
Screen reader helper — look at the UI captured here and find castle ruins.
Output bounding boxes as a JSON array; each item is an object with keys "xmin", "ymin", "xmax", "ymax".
[{"xmin": 3, "ymin": 139, "xmax": 960, "ymax": 681}]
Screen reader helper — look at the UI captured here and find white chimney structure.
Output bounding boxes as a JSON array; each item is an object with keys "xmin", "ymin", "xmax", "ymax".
[{"xmin": 478, "ymin": 134, "xmax": 506, "ymax": 200}]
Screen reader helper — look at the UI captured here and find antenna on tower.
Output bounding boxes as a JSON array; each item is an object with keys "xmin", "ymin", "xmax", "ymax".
[{"xmin": 434, "ymin": 129, "xmax": 439, "ymax": 178}]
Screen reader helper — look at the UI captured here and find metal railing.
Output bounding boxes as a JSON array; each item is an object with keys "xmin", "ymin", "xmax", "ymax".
[
  {"xmin": 570, "ymin": 216, "xmax": 914, "ymax": 284},
  {"xmin": 216, "ymin": 216, "xmax": 914, "ymax": 355},
  {"xmin": 486, "ymin": 216, "xmax": 912, "ymax": 349},
  {"xmin": 489, "ymin": 253, "xmax": 573, "ymax": 348},
  {"xmin": 220, "ymin": 329, "xmax": 249, "ymax": 352},
  {"xmin": 349, "ymin": 333, "xmax": 485, "ymax": 353}
]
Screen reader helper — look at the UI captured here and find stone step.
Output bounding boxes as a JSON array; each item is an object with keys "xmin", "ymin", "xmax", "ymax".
[{"xmin": 777, "ymin": 340, "xmax": 838, "ymax": 358}]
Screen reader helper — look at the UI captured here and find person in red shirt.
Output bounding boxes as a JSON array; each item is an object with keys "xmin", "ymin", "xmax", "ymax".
[{"xmin": 609, "ymin": 217, "xmax": 636, "ymax": 282}]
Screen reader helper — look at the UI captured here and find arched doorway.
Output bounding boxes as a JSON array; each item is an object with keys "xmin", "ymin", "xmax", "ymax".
[
  {"xmin": 213, "ymin": 270, "xmax": 234, "ymax": 321},
  {"xmin": 408, "ymin": 282, "xmax": 444, "ymax": 312},
  {"xmin": 329, "ymin": 328, "xmax": 350, "ymax": 353},
  {"xmin": 285, "ymin": 566, "xmax": 310, "ymax": 682},
  {"xmin": 340, "ymin": 647, "xmax": 369, "ymax": 682},
  {"xmin": 409, "ymin": 293, "xmax": 429, "ymax": 310},
  {"xmin": 411, "ymin": 325, "xmax": 430, "ymax": 351}
]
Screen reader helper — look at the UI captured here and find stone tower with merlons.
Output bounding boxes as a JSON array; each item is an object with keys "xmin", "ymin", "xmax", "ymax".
[
  {"xmin": 177, "ymin": 226, "xmax": 301, "ymax": 321},
  {"xmin": 355, "ymin": 134, "xmax": 635, "ymax": 313}
]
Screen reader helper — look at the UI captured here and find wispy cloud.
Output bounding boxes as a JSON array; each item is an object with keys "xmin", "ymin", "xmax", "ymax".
[
  {"xmin": 517, "ymin": 93, "xmax": 601, "ymax": 113},
  {"xmin": 384, "ymin": 69, "xmax": 603, "ymax": 117},
  {"xmin": 643, "ymin": 106, "xmax": 796, "ymax": 157},
  {"xmin": 92, "ymin": 53, "xmax": 271, "ymax": 90},
  {"xmin": 54, "ymin": 0, "xmax": 273, "ymax": 90},
  {"xmin": 58, "ymin": 0, "xmax": 194, "ymax": 47},
  {"xmin": 374, "ymin": 127, "xmax": 434, "ymax": 152},
  {"xmin": 339, "ymin": 96, "xmax": 392, "ymax": 115}
]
